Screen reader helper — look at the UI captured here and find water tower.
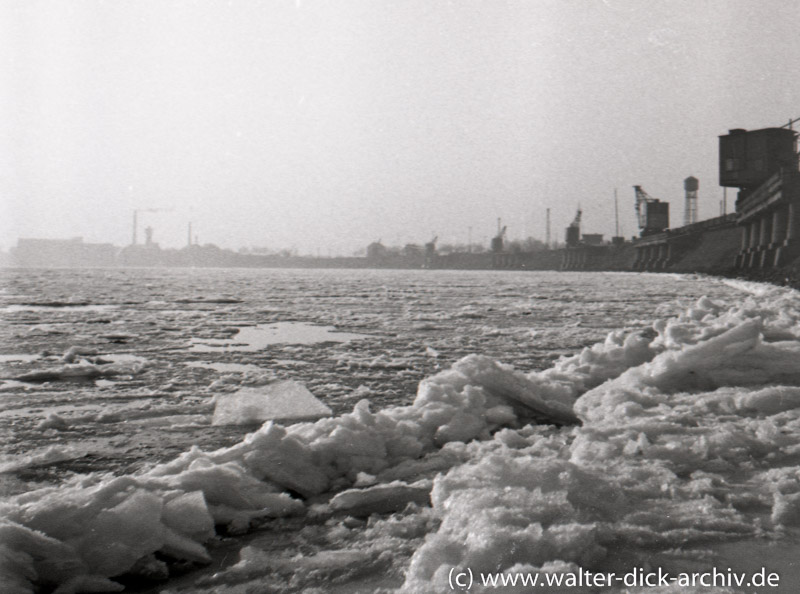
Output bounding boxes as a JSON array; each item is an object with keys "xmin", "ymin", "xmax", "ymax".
[{"xmin": 684, "ymin": 176, "xmax": 698, "ymax": 226}]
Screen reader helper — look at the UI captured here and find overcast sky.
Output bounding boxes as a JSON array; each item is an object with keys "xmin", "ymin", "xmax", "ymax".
[{"xmin": 2, "ymin": 0, "xmax": 799, "ymax": 254}]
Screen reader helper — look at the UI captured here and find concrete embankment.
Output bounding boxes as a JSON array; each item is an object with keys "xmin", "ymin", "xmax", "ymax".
[{"xmin": 558, "ymin": 214, "xmax": 746, "ymax": 275}]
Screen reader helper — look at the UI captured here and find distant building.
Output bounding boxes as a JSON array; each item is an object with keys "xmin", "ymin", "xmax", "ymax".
[
  {"xmin": 366, "ymin": 241, "xmax": 388, "ymax": 259},
  {"xmin": 12, "ymin": 238, "xmax": 116, "ymax": 268},
  {"xmin": 402, "ymin": 244, "xmax": 423, "ymax": 258},
  {"xmin": 581, "ymin": 233, "xmax": 604, "ymax": 246},
  {"xmin": 719, "ymin": 127, "xmax": 796, "ymax": 191}
]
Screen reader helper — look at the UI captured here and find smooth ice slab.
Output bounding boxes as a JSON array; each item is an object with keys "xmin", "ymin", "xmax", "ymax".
[
  {"xmin": 212, "ymin": 380, "xmax": 332, "ymax": 425},
  {"xmin": 190, "ymin": 322, "xmax": 368, "ymax": 353}
]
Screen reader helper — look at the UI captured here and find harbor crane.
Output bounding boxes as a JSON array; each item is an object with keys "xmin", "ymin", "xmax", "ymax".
[
  {"xmin": 491, "ymin": 219, "xmax": 507, "ymax": 253},
  {"xmin": 132, "ymin": 208, "xmax": 171, "ymax": 246},
  {"xmin": 569, "ymin": 208, "xmax": 582, "ymax": 229},
  {"xmin": 633, "ymin": 186, "xmax": 657, "ymax": 229},
  {"xmin": 425, "ymin": 235, "xmax": 438, "ymax": 254},
  {"xmin": 633, "ymin": 186, "xmax": 669, "ymax": 236},
  {"xmin": 565, "ymin": 208, "xmax": 582, "ymax": 247}
]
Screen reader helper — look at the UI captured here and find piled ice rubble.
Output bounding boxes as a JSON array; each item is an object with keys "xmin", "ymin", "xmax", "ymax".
[
  {"xmin": 4, "ymin": 283, "xmax": 800, "ymax": 593},
  {"xmin": 402, "ymin": 285, "xmax": 800, "ymax": 592},
  {"xmin": 0, "ymin": 343, "xmax": 585, "ymax": 592}
]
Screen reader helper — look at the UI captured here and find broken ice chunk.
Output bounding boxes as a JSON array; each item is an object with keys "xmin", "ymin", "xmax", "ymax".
[
  {"xmin": 71, "ymin": 489, "xmax": 165, "ymax": 578},
  {"xmin": 241, "ymin": 423, "xmax": 330, "ymax": 497},
  {"xmin": 212, "ymin": 381, "xmax": 333, "ymax": 425},
  {"xmin": 162, "ymin": 491, "xmax": 215, "ymax": 542},
  {"xmin": 160, "ymin": 527, "xmax": 211, "ymax": 564},
  {"xmin": 328, "ymin": 479, "xmax": 432, "ymax": 517},
  {"xmin": 36, "ymin": 413, "xmax": 70, "ymax": 431},
  {"xmin": 62, "ymin": 346, "xmax": 99, "ymax": 363}
]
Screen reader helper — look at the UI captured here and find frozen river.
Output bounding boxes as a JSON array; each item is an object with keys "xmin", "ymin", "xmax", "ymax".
[
  {"xmin": 0, "ymin": 268, "xmax": 710, "ymax": 486},
  {"xmin": 2, "ymin": 268, "xmax": 800, "ymax": 592}
]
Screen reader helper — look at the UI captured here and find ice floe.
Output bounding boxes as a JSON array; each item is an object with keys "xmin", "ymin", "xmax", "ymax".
[
  {"xmin": 10, "ymin": 361, "xmax": 144, "ymax": 383},
  {"xmin": 189, "ymin": 322, "xmax": 368, "ymax": 352},
  {"xmin": 211, "ymin": 381, "xmax": 333, "ymax": 425}
]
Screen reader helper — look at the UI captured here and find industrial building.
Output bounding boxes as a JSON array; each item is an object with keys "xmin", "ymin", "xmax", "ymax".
[
  {"xmin": 7, "ymin": 121, "xmax": 799, "ymax": 276},
  {"xmin": 560, "ymin": 208, "xmax": 624, "ymax": 270},
  {"xmin": 627, "ymin": 121, "xmax": 799, "ymax": 273},
  {"xmin": 12, "ymin": 238, "xmax": 116, "ymax": 268},
  {"xmin": 723, "ymin": 126, "xmax": 800, "ymax": 268}
]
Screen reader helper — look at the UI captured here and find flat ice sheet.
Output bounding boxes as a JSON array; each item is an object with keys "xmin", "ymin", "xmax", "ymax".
[
  {"xmin": 212, "ymin": 380, "xmax": 333, "ymax": 425},
  {"xmin": 190, "ymin": 322, "xmax": 368, "ymax": 352}
]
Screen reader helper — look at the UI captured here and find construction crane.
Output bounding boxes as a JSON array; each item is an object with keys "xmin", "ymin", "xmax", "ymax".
[
  {"xmin": 424, "ymin": 235, "xmax": 438, "ymax": 254},
  {"xmin": 565, "ymin": 208, "xmax": 582, "ymax": 247},
  {"xmin": 132, "ymin": 208, "xmax": 171, "ymax": 246},
  {"xmin": 633, "ymin": 186, "xmax": 669, "ymax": 236},
  {"xmin": 491, "ymin": 219, "xmax": 507, "ymax": 253}
]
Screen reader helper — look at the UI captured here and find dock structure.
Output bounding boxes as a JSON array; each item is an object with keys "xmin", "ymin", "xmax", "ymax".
[
  {"xmin": 632, "ymin": 214, "xmax": 738, "ymax": 272},
  {"xmin": 633, "ymin": 233, "xmax": 671, "ymax": 271},
  {"xmin": 719, "ymin": 125, "xmax": 800, "ymax": 269},
  {"xmin": 735, "ymin": 171, "xmax": 800, "ymax": 268}
]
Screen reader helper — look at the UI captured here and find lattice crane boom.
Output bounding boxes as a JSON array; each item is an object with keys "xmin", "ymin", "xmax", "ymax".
[{"xmin": 633, "ymin": 186, "xmax": 657, "ymax": 230}]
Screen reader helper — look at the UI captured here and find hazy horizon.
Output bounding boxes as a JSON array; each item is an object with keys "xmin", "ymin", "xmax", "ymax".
[{"xmin": 3, "ymin": 0, "xmax": 800, "ymax": 254}]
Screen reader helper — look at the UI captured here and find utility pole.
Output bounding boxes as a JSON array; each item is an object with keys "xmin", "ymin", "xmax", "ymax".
[
  {"xmin": 614, "ymin": 189, "xmax": 620, "ymax": 237},
  {"xmin": 546, "ymin": 208, "xmax": 551, "ymax": 249}
]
